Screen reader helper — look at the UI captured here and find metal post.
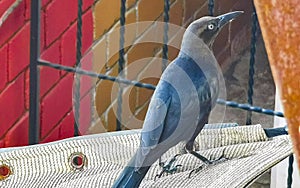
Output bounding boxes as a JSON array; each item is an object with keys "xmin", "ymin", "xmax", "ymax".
[
  {"xmin": 208, "ymin": 0, "xmax": 214, "ymax": 16},
  {"xmin": 116, "ymin": 0, "xmax": 126, "ymax": 131},
  {"xmin": 74, "ymin": 0, "xmax": 83, "ymax": 136},
  {"xmin": 162, "ymin": 0, "xmax": 170, "ymax": 72},
  {"xmin": 287, "ymin": 155, "xmax": 294, "ymax": 188},
  {"xmin": 29, "ymin": 0, "xmax": 41, "ymax": 145},
  {"xmin": 246, "ymin": 9, "xmax": 258, "ymax": 125}
]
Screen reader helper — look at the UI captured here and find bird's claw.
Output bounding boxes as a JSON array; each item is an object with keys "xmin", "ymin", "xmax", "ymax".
[
  {"xmin": 188, "ymin": 155, "xmax": 228, "ymax": 178},
  {"xmin": 155, "ymin": 154, "xmax": 182, "ymax": 180},
  {"xmin": 204, "ymin": 155, "xmax": 228, "ymax": 165},
  {"xmin": 188, "ymin": 165, "xmax": 204, "ymax": 178},
  {"xmin": 155, "ymin": 164, "xmax": 182, "ymax": 180}
]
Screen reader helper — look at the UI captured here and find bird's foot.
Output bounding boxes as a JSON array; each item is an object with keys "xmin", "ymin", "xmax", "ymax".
[
  {"xmin": 155, "ymin": 154, "xmax": 182, "ymax": 180},
  {"xmin": 188, "ymin": 151, "xmax": 228, "ymax": 178},
  {"xmin": 188, "ymin": 165, "xmax": 204, "ymax": 178}
]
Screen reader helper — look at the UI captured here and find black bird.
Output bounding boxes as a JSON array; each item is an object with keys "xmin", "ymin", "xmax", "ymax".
[{"xmin": 112, "ymin": 11, "xmax": 243, "ymax": 188}]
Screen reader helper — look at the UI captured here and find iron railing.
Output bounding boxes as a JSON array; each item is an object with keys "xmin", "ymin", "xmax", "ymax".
[
  {"xmin": 28, "ymin": 0, "xmax": 286, "ymax": 141},
  {"xmin": 28, "ymin": 0, "xmax": 292, "ymax": 186}
]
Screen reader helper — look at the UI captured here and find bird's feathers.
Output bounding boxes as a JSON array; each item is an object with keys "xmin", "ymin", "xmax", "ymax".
[
  {"xmin": 111, "ymin": 11, "xmax": 243, "ymax": 187},
  {"xmin": 137, "ymin": 55, "xmax": 214, "ymax": 164},
  {"xmin": 111, "ymin": 165, "xmax": 150, "ymax": 188}
]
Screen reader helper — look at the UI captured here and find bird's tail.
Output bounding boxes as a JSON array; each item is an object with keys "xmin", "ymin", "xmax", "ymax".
[{"xmin": 112, "ymin": 165, "xmax": 151, "ymax": 188}]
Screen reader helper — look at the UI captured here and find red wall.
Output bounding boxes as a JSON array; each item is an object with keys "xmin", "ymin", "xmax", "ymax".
[
  {"xmin": 0, "ymin": 0, "xmax": 253, "ymax": 148},
  {"xmin": 0, "ymin": 0, "xmax": 93, "ymax": 147}
]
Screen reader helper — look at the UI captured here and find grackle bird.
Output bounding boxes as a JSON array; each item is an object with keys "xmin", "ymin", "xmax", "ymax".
[{"xmin": 112, "ymin": 11, "xmax": 243, "ymax": 188}]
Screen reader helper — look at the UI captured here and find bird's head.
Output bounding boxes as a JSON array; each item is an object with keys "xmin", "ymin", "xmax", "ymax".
[{"xmin": 184, "ymin": 11, "xmax": 244, "ymax": 49}]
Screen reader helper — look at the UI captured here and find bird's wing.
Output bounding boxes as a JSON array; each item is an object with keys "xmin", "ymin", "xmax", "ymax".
[
  {"xmin": 132, "ymin": 89, "xmax": 173, "ymax": 169},
  {"xmin": 140, "ymin": 94, "xmax": 172, "ymax": 151}
]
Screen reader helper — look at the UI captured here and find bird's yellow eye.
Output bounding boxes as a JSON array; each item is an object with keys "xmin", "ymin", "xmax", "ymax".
[{"xmin": 207, "ymin": 23, "xmax": 215, "ymax": 30}]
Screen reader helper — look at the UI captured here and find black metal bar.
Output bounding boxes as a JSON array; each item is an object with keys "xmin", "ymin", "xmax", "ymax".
[
  {"xmin": 246, "ymin": 8, "xmax": 258, "ymax": 125},
  {"xmin": 116, "ymin": 0, "xmax": 126, "ymax": 131},
  {"xmin": 74, "ymin": 0, "xmax": 83, "ymax": 136},
  {"xmin": 39, "ymin": 60, "xmax": 285, "ymax": 118},
  {"xmin": 287, "ymin": 154, "xmax": 294, "ymax": 188},
  {"xmin": 29, "ymin": 0, "xmax": 41, "ymax": 145},
  {"xmin": 38, "ymin": 60, "xmax": 157, "ymax": 90},
  {"xmin": 216, "ymin": 99, "xmax": 284, "ymax": 118},
  {"xmin": 208, "ymin": 0, "xmax": 214, "ymax": 16},
  {"xmin": 162, "ymin": 0, "xmax": 170, "ymax": 72}
]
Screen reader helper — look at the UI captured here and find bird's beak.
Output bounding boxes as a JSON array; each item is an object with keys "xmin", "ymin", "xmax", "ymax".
[{"xmin": 217, "ymin": 11, "xmax": 244, "ymax": 28}]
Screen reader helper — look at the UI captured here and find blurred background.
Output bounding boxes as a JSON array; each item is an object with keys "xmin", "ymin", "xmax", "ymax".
[{"xmin": 0, "ymin": 0, "xmax": 287, "ymax": 187}]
